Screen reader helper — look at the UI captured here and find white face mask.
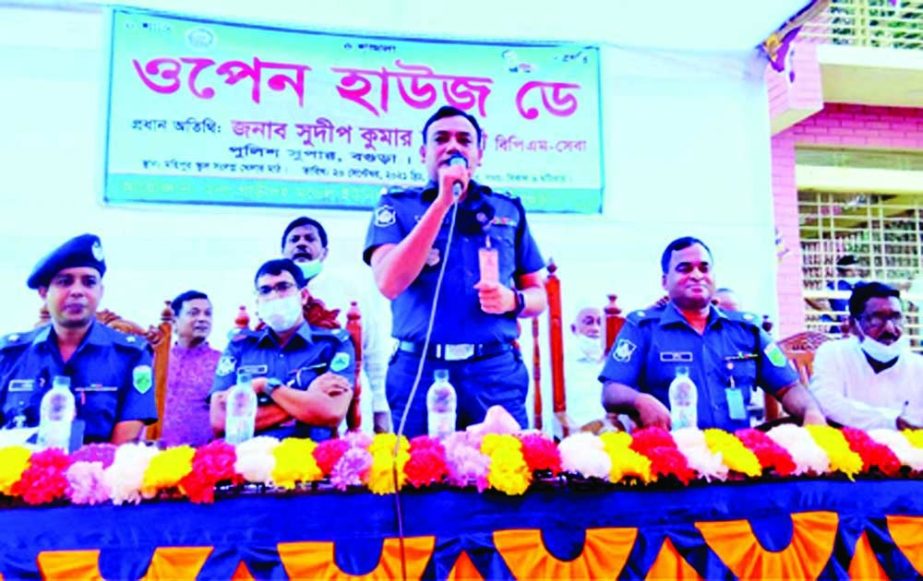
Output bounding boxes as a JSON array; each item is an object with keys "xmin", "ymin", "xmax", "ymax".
[
  {"xmin": 297, "ymin": 260, "xmax": 323, "ymax": 282},
  {"xmin": 860, "ymin": 335, "xmax": 909, "ymax": 363},
  {"xmin": 258, "ymin": 294, "xmax": 303, "ymax": 332},
  {"xmin": 575, "ymin": 334, "xmax": 603, "ymax": 361}
]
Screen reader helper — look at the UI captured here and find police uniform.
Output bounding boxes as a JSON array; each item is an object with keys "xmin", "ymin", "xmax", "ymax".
[
  {"xmin": 363, "ymin": 182, "xmax": 545, "ymax": 437},
  {"xmin": 210, "ymin": 321, "xmax": 355, "ymax": 441},
  {"xmin": 598, "ymin": 302, "xmax": 798, "ymax": 431},
  {"xmin": 0, "ymin": 233, "xmax": 156, "ymax": 443}
]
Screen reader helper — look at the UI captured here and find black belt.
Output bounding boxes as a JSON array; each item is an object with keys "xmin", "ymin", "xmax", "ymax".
[{"xmin": 397, "ymin": 340, "xmax": 512, "ymax": 361}]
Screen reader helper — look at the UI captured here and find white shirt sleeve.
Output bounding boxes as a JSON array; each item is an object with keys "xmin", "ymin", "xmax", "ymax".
[
  {"xmin": 359, "ymin": 292, "xmax": 391, "ymax": 413},
  {"xmin": 809, "ymin": 342, "xmax": 900, "ymax": 430}
]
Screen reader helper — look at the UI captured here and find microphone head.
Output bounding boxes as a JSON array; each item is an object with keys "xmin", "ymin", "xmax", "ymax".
[{"xmin": 447, "ymin": 153, "xmax": 469, "ymax": 169}]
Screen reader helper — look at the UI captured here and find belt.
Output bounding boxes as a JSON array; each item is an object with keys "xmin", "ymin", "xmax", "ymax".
[{"xmin": 397, "ymin": 340, "xmax": 512, "ymax": 361}]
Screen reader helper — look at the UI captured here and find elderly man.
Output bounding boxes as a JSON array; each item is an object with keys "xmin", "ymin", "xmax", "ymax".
[
  {"xmin": 364, "ymin": 105, "xmax": 547, "ymax": 436},
  {"xmin": 209, "ymin": 259, "xmax": 354, "ymax": 441},
  {"xmin": 0, "ymin": 234, "xmax": 156, "ymax": 444},
  {"xmin": 811, "ymin": 282, "xmax": 923, "ymax": 429},
  {"xmin": 600, "ymin": 236, "xmax": 825, "ymax": 431},
  {"xmin": 281, "ymin": 216, "xmax": 391, "ymax": 433}
]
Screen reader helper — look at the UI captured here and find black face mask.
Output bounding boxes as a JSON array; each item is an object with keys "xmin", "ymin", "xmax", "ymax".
[{"xmin": 456, "ymin": 198, "xmax": 496, "ymax": 236}]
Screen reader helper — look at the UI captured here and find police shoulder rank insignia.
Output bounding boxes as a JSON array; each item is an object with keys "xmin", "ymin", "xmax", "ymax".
[
  {"xmin": 330, "ymin": 352, "xmax": 351, "ymax": 372},
  {"xmin": 374, "ymin": 205, "xmax": 396, "ymax": 227},
  {"xmin": 133, "ymin": 365, "xmax": 153, "ymax": 394},
  {"xmin": 764, "ymin": 342, "xmax": 788, "ymax": 367},
  {"xmin": 612, "ymin": 339, "xmax": 637, "ymax": 362},
  {"xmin": 216, "ymin": 355, "xmax": 236, "ymax": 376}
]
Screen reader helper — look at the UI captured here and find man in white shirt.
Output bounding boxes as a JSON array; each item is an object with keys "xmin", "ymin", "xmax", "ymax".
[
  {"xmin": 281, "ymin": 216, "xmax": 391, "ymax": 433},
  {"xmin": 811, "ymin": 282, "xmax": 923, "ymax": 430}
]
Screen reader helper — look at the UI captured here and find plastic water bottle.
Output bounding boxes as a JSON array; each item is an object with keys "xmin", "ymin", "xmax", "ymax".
[
  {"xmin": 426, "ymin": 369, "xmax": 457, "ymax": 439},
  {"xmin": 38, "ymin": 376, "xmax": 75, "ymax": 451},
  {"xmin": 225, "ymin": 370, "xmax": 257, "ymax": 445},
  {"xmin": 668, "ymin": 366, "xmax": 698, "ymax": 430}
]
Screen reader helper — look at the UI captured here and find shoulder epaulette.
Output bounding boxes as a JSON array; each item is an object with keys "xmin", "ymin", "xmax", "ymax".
[
  {"xmin": 0, "ymin": 329, "xmax": 37, "ymax": 351},
  {"xmin": 626, "ymin": 308, "xmax": 661, "ymax": 325},
  {"xmin": 724, "ymin": 310, "xmax": 761, "ymax": 328}
]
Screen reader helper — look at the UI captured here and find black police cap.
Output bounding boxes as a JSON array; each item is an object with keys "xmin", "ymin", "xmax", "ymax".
[{"xmin": 27, "ymin": 234, "xmax": 106, "ymax": 289}]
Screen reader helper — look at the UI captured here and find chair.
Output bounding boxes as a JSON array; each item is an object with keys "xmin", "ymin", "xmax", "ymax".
[
  {"xmin": 764, "ymin": 331, "xmax": 830, "ymax": 421},
  {"xmin": 233, "ymin": 302, "xmax": 363, "ymax": 432},
  {"xmin": 37, "ymin": 302, "xmax": 174, "ymax": 441},
  {"xmin": 530, "ymin": 260, "xmax": 624, "ymax": 437}
]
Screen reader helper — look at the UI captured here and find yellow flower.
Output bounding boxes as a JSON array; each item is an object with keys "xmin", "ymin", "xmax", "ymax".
[
  {"xmin": 368, "ymin": 435, "xmax": 410, "ymax": 495},
  {"xmin": 142, "ymin": 446, "xmax": 195, "ymax": 496},
  {"xmin": 600, "ymin": 432, "xmax": 652, "ymax": 484},
  {"xmin": 0, "ymin": 446, "xmax": 31, "ymax": 495},
  {"xmin": 272, "ymin": 438, "xmax": 322, "ymax": 490},
  {"xmin": 485, "ymin": 445, "xmax": 531, "ymax": 495},
  {"xmin": 704, "ymin": 429, "xmax": 761, "ymax": 478},
  {"xmin": 902, "ymin": 429, "xmax": 923, "ymax": 449},
  {"xmin": 806, "ymin": 425, "xmax": 863, "ymax": 479},
  {"xmin": 480, "ymin": 434, "xmax": 521, "ymax": 456}
]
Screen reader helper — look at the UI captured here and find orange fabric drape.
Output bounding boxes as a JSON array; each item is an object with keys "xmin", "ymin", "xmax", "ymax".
[
  {"xmin": 646, "ymin": 537, "xmax": 703, "ymax": 580},
  {"xmin": 231, "ymin": 560, "xmax": 255, "ymax": 581},
  {"xmin": 847, "ymin": 531, "xmax": 888, "ymax": 580},
  {"xmin": 277, "ymin": 536, "xmax": 435, "ymax": 580},
  {"xmin": 140, "ymin": 547, "xmax": 213, "ymax": 580},
  {"xmin": 695, "ymin": 511, "xmax": 838, "ymax": 580},
  {"xmin": 37, "ymin": 550, "xmax": 103, "ymax": 580},
  {"xmin": 493, "ymin": 527, "xmax": 637, "ymax": 579},
  {"xmin": 445, "ymin": 551, "xmax": 484, "ymax": 581},
  {"xmin": 887, "ymin": 515, "xmax": 923, "ymax": 576}
]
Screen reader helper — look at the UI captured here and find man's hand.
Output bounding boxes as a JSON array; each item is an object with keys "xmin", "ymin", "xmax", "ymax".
[
  {"xmin": 373, "ymin": 411, "xmax": 391, "ymax": 434},
  {"xmin": 635, "ymin": 393, "xmax": 672, "ymax": 430},
  {"xmin": 437, "ymin": 162, "xmax": 468, "ymax": 207},
  {"xmin": 554, "ymin": 411, "xmax": 579, "ymax": 437},
  {"xmin": 474, "ymin": 281, "xmax": 516, "ymax": 314},
  {"xmin": 801, "ymin": 409, "xmax": 827, "ymax": 426},
  {"xmin": 309, "ymin": 372, "xmax": 353, "ymax": 398},
  {"xmin": 251, "ymin": 377, "xmax": 268, "ymax": 394}
]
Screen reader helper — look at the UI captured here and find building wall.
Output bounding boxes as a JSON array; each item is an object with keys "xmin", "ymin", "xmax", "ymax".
[{"xmin": 772, "ymin": 103, "xmax": 923, "ymax": 335}]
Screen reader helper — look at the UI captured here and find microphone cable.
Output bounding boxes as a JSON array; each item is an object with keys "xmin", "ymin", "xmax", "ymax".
[{"xmin": 391, "ymin": 191, "xmax": 462, "ymax": 581}]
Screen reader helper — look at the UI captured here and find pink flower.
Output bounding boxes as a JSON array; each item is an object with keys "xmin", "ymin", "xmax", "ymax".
[
  {"xmin": 518, "ymin": 433, "xmax": 562, "ymax": 475},
  {"xmin": 14, "ymin": 448, "xmax": 72, "ymax": 506},
  {"xmin": 330, "ymin": 448, "xmax": 372, "ymax": 491},
  {"xmin": 66, "ymin": 461, "xmax": 110, "ymax": 505},
  {"xmin": 314, "ymin": 439, "xmax": 350, "ymax": 476}
]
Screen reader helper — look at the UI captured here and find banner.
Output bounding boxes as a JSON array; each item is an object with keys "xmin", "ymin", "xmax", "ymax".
[{"xmin": 104, "ymin": 10, "xmax": 603, "ymax": 213}]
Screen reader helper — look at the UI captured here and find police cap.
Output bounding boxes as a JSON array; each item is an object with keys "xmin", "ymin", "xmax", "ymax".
[{"xmin": 27, "ymin": 234, "xmax": 106, "ymax": 289}]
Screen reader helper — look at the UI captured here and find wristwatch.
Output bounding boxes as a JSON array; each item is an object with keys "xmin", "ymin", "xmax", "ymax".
[
  {"xmin": 511, "ymin": 290, "xmax": 526, "ymax": 317},
  {"xmin": 263, "ymin": 378, "xmax": 283, "ymax": 399}
]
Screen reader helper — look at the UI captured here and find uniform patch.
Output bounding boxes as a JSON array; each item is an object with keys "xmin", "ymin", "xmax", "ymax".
[
  {"xmin": 330, "ymin": 352, "xmax": 351, "ymax": 372},
  {"xmin": 612, "ymin": 339, "xmax": 637, "ymax": 363},
  {"xmin": 216, "ymin": 355, "xmax": 236, "ymax": 377},
  {"xmin": 133, "ymin": 365, "xmax": 153, "ymax": 394},
  {"xmin": 374, "ymin": 205, "xmax": 396, "ymax": 227},
  {"xmin": 764, "ymin": 342, "xmax": 788, "ymax": 367}
]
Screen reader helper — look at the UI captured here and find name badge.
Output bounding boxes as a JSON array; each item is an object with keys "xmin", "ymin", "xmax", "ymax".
[
  {"xmin": 660, "ymin": 352, "xmax": 693, "ymax": 363},
  {"xmin": 74, "ymin": 385, "xmax": 118, "ymax": 393},
  {"xmin": 725, "ymin": 387, "xmax": 747, "ymax": 421},
  {"xmin": 239, "ymin": 364, "xmax": 269, "ymax": 376},
  {"xmin": 8, "ymin": 379, "xmax": 34, "ymax": 392}
]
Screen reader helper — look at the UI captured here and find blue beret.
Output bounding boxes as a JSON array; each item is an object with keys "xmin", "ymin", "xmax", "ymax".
[{"xmin": 27, "ymin": 234, "xmax": 106, "ymax": 289}]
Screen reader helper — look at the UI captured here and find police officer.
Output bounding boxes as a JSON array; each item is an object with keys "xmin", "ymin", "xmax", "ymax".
[
  {"xmin": 208, "ymin": 259, "xmax": 354, "ymax": 441},
  {"xmin": 0, "ymin": 234, "xmax": 156, "ymax": 444},
  {"xmin": 364, "ymin": 105, "xmax": 547, "ymax": 437},
  {"xmin": 600, "ymin": 236, "xmax": 826, "ymax": 431}
]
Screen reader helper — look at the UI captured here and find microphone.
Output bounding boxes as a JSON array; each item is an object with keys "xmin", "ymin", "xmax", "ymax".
[{"xmin": 447, "ymin": 153, "xmax": 468, "ymax": 199}]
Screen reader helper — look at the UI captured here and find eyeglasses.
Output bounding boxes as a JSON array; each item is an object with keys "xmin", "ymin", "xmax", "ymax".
[
  {"xmin": 862, "ymin": 312, "xmax": 904, "ymax": 328},
  {"xmin": 256, "ymin": 281, "xmax": 297, "ymax": 297}
]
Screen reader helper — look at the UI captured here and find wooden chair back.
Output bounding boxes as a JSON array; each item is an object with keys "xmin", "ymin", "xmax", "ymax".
[
  {"xmin": 764, "ymin": 331, "xmax": 830, "ymax": 421},
  {"xmin": 37, "ymin": 301, "xmax": 174, "ymax": 441}
]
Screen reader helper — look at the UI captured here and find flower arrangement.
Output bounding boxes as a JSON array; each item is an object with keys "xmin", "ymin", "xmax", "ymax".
[{"xmin": 0, "ymin": 425, "xmax": 921, "ymax": 508}]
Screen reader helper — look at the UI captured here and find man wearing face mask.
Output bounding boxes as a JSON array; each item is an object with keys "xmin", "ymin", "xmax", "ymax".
[
  {"xmin": 281, "ymin": 216, "xmax": 391, "ymax": 434},
  {"xmin": 208, "ymin": 259, "xmax": 354, "ymax": 441},
  {"xmin": 811, "ymin": 282, "xmax": 923, "ymax": 430},
  {"xmin": 555, "ymin": 305, "xmax": 613, "ymax": 437}
]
